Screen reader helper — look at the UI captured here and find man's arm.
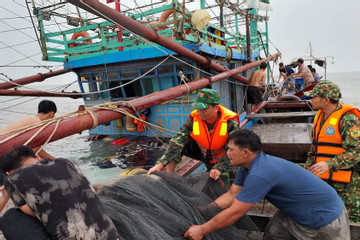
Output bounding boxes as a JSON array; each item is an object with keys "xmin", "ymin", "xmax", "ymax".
[
  {"xmin": 148, "ymin": 117, "xmax": 193, "ymax": 174},
  {"xmin": 277, "ymin": 72, "xmax": 286, "ymax": 82},
  {"xmin": 184, "ymin": 199, "xmax": 254, "ymax": 240},
  {"xmin": 214, "ymin": 183, "xmax": 242, "ymax": 209},
  {"xmin": 291, "ymin": 69, "xmax": 301, "ymax": 78}
]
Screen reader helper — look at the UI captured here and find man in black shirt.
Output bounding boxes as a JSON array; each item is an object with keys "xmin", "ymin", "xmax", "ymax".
[{"xmin": 0, "ymin": 146, "xmax": 119, "ymax": 240}]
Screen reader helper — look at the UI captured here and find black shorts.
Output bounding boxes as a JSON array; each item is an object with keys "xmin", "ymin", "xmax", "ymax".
[{"xmin": 247, "ymin": 86, "xmax": 263, "ymax": 104}]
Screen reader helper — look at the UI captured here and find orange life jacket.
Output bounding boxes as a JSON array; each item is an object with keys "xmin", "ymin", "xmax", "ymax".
[
  {"xmin": 312, "ymin": 104, "xmax": 360, "ymax": 183},
  {"xmin": 190, "ymin": 105, "xmax": 239, "ymax": 163}
]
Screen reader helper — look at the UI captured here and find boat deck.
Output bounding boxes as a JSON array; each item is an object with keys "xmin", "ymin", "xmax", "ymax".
[{"xmin": 251, "ymin": 123, "xmax": 313, "ymax": 163}]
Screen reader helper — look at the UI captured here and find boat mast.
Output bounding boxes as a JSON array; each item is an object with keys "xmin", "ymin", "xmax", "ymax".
[{"xmin": 0, "ymin": 69, "xmax": 70, "ymax": 90}]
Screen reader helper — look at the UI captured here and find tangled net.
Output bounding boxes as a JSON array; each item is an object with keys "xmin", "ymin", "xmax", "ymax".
[{"xmin": 98, "ymin": 172, "xmax": 260, "ymax": 239}]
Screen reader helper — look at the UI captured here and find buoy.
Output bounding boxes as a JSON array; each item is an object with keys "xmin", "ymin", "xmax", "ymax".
[
  {"xmin": 191, "ymin": 9, "xmax": 210, "ymax": 30},
  {"xmin": 68, "ymin": 31, "xmax": 92, "ymax": 55},
  {"xmin": 125, "ymin": 115, "xmax": 137, "ymax": 132},
  {"xmin": 158, "ymin": 9, "xmax": 190, "ymax": 34},
  {"xmin": 115, "ymin": 118, "xmax": 123, "ymax": 128},
  {"xmin": 111, "ymin": 138, "xmax": 130, "ymax": 146}
]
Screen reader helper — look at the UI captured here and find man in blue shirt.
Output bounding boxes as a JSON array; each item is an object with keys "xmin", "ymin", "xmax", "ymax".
[{"xmin": 184, "ymin": 129, "xmax": 350, "ymax": 240}]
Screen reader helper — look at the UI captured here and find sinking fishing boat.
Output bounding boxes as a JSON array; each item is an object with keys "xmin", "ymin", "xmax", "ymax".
[{"xmin": 0, "ymin": 0, "xmax": 280, "ymax": 152}]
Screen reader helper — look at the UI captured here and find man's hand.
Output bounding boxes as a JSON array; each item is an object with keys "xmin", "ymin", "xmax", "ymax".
[
  {"xmin": 209, "ymin": 169, "xmax": 221, "ymax": 181},
  {"xmin": 308, "ymin": 161, "xmax": 330, "ymax": 176},
  {"xmin": 184, "ymin": 225, "xmax": 205, "ymax": 240},
  {"xmin": 147, "ymin": 163, "xmax": 164, "ymax": 175}
]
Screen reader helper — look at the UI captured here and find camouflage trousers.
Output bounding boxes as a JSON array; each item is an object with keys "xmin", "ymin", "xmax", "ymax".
[{"xmin": 330, "ymin": 178, "xmax": 360, "ymax": 223}]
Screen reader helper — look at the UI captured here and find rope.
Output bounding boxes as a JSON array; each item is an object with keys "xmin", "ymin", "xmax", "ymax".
[
  {"xmin": 35, "ymin": 119, "xmax": 61, "ymax": 155},
  {"xmin": 23, "ymin": 119, "xmax": 57, "ymax": 146},
  {"xmin": 178, "ymin": 71, "xmax": 191, "ymax": 94},
  {"xmin": 87, "ymin": 110, "xmax": 98, "ymax": 129}
]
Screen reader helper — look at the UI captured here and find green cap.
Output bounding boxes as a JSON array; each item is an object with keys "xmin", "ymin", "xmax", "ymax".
[
  {"xmin": 304, "ymin": 81, "xmax": 341, "ymax": 100},
  {"xmin": 192, "ymin": 88, "xmax": 220, "ymax": 109}
]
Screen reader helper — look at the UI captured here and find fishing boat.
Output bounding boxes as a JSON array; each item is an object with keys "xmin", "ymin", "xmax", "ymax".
[{"xmin": 27, "ymin": 0, "xmax": 275, "ymax": 138}]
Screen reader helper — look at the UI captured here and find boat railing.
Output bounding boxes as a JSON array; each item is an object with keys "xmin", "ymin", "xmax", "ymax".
[{"xmin": 34, "ymin": 1, "xmax": 267, "ymax": 64}]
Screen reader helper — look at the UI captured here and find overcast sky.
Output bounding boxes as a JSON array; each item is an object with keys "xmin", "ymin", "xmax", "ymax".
[
  {"xmin": 0, "ymin": 0, "xmax": 359, "ymax": 84},
  {"xmin": 268, "ymin": 0, "xmax": 360, "ymax": 74}
]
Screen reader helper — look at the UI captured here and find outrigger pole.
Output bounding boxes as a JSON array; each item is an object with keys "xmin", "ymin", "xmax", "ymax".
[
  {"xmin": 67, "ymin": 0, "xmax": 250, "ymax": 83},
  {"xmin": 0, "ymin": 69, "xmax": 70, "ymax": 90},
  {"xmin": 0, "ymin": 89, "xmax": 82, "ymax": 99},
  {"xmin": 0, "ymin": 54, "xmax": 280, "ymax": 156}
]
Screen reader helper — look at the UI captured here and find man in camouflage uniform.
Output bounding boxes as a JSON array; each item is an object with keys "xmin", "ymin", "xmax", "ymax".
[
  {"xmin": 304, "ymin": 81, "xmax": 360, "ymax": 223},
  {"xmin": 147, "ymin": 88, "xmax": 239, "ymax": 187}
]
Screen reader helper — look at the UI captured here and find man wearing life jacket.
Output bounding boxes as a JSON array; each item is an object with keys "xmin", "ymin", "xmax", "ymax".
[
  {"xmin": 304, "ymin": 81, "xmax": 360, "ymax": 223},
  {"xmin": 147, "ymin": 88, "xmax": 239, "ymax": 186}
]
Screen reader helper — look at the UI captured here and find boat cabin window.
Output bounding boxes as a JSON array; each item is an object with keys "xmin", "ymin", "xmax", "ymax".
[
  {"xmin": 141, "ymin": 77, "xmax": 158, "ymax": 95},
  {"xmin": 108, "ymin": 81, "xmax": 124, "ymax": 98},
  {"xmin": 158, "ymin": 65, "xmax": 173, "ymax": 74},
  {"xmin": 79, "ymin": 73, "xmax": 97, "ymax": 100},
  {"xmin": 140, "ymin": 67, "xmax": 155, "ymax": 75},
  {"xmin": 158, "ymin": 76, "xmax": 175, "ymax": 90},
  {"xmin": 158, "ymin": 64, "xmax": 177, "ymax": 90},
  {"xmin": 94, "ymin": 73, "xmax": 109, "ymax": 99},
  {"xmin": 122, "ymin": 79, "xmax": 142, "ymax": 97},
  {"xmin": 122, "ymin": 68, "xmax": 138, "ymax": 78},
  {"xmin": 78, "ymin": 61, "xmax": 196, "ymax": 100},
  {"xmin": 107, "ymin": 71, "xmax": 124, "ymax": 99},
  {"xmin": 107, "ymin": 71, "xmax": 118, "ymax": 80},
  {"xmin": 176, "ymin": 63, "xmax": 193, "ymax": 72}
]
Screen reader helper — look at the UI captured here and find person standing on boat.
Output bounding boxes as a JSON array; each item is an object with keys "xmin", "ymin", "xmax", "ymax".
[
  {"xmin": 278, "ymin": 62, "xmax": 295, "ymax": 94},
  {"xmin": 304, "ymin": 81, "xmax": 360, "ymax": 223},
  {"xmin": 290, "ymin": 58, "xmax": 314, "ymax": 87},
  {"xmin": 184, "ymin": 129, "xmax": 350, "ymax": 240},
  {"xmin": 147, "ymin": 88, "xmax": 239, "ymax": 186},
  {"xmin": 247, "ymin": 62, "xmax": 267, "ymax": 111},
  {"xmin": 0, "ymin": 145, "xmax": 119, "ymax": 240}
]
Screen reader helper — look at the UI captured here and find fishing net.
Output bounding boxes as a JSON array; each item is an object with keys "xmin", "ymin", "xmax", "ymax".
[{"xmin": 98, "ymin": 172, "xmax": 260, "ymax": 240}]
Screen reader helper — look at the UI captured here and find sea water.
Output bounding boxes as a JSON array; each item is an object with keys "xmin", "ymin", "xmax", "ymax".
[{"xmin": 0, "ymin": 71, "xmax": 359, "ymax": 182}]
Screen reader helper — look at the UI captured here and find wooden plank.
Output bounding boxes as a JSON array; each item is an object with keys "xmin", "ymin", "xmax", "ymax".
[
  {"xmin": 251, "ymin": 123, "xmax": 313, "ymax": 145},
  {"xmin": 265, "ymin": 101, "xmax": 310, "ymax": 108},
  {"xmin": 350, "ymin": 223, "xmax": 360, "ymax": 240},
  {"xmin": 247, "ymin": 111, "xmax": 317, "ymax": 119}
]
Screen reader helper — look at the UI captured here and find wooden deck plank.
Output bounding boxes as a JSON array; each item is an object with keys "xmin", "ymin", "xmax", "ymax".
[
  {"xmin": 247, "ymin": 111, "xmax": 317, "ymax": 119},
  {"xmin": 251, "ymin": 123, "xmax": 313, "ymax": 145}
]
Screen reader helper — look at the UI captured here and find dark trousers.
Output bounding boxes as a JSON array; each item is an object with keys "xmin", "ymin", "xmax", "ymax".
[{"xmin": 1, "ymin": 208, "xmax": 51, "ymax": 240}]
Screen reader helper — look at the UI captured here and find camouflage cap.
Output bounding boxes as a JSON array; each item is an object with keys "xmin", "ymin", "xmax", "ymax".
[
  {"xmin": 304, "ymin": 81, "xmax": 341, "ymax": 100},
  {"xmin": 192, "ymin": 88, "xmax": 220, "ymax": 109}
]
